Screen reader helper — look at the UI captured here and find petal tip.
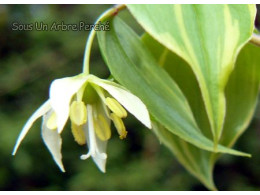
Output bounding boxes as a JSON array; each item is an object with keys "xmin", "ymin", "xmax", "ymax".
[
  {"xmin": 12, "ymin": 147, "xmax": 18, "ymax": 156},
  {"xmin": 60, "ymin": 167, "xmax": 66, "ymax": 173},
  {"xmin": 57, "ymin": 126, "xmax": 64, "ymax": 134},
  {"xmin": 142, "ymin": 115, "xmax": 152, "ymax": 129},
  {"xmin": 146, "ymin": 122, "xmax": 152, "ymax": 129},
  {"xmin": 98, "ymin": 165, "xmax": 106, "ymax": 173}
]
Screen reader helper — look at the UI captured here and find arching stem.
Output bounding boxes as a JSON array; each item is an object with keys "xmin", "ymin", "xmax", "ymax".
[
  {"xmin": 82, "ymin": 4, "xmax": 126, "ymax": 74},
  {"xmin": 250, "ymin": 33, "xmax": 260, "ymax": 47}
]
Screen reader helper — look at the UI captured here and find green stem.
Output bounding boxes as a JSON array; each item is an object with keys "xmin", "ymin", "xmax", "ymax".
[
  {"xmin": 82, "ymin": 4, "xmax": 126, "ymax": 74},
  {"xmin": 250, "ymin": 33, "xmax": 260, "ymax": 47}
]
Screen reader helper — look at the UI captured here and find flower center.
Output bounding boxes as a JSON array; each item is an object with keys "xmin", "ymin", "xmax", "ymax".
[{"xmin": 83, "ymin": 84, "xmax": 99, "ymax": 104}]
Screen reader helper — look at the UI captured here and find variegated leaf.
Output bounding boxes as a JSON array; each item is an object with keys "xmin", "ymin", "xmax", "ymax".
[{"xmin": 127, "ymin": 4, "xmax": 256, "ymax": 146}]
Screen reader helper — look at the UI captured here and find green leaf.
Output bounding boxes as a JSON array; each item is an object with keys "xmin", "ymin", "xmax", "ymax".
[
  {"xmin": 142, "ymin": 33, "xmax": 212, "ymax": 139},
  {"xmin": 212, "ymin": 42, "xmax": 260, "ymax": 165},
  {"xmin": 142, "ymin": 33, "xmax": 260, "ymax": 190},
  {"xmin": 142, "ymin": 33, "xmax": 216, "ymax": 190},
  {"xmin": 127, "ymin": 4, "xmax": 256, "ymax": 146},
  {"xmin": 97, "ymin": 17, "xmax": 249, "ymax": 156},
  {"xmin": 152, "ymin": 122, "xmax": 216, "ymax": 190},
  {"xmin": 221, "ymin": 43, "xmax": 260, "ymax": 147}
]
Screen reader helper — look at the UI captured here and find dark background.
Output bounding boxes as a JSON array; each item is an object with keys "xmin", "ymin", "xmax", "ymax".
[{"xmin": 0, "ymin": 4, "xmax": 260, "ymax": 190}]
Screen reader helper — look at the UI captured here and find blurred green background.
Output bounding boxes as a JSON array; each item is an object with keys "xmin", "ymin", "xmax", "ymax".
[{"xmin": 0, "ymin": 5, "xmax": 260, "ymax": 191}]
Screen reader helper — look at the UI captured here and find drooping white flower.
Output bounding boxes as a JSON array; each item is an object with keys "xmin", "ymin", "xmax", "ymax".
[{"xmin": 12, "ymin": 73, "xmax": 151, "ymax": 172}]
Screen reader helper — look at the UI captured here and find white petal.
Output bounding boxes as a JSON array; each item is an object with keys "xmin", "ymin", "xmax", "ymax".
[
  {"xmin": 92, "ymin": 78, "xmax": 151, "ymax": 129},
  {"xmin": 49, "ymin": 74, "xmax": 90, "ymax": 133},
  {"xmin": 42, "ymin": 110, "xmax": 65, "ymax": 172},
  {"xmin": 81, "ymin": 105, "xmax": 107, "ymax": 173},
  {"xmin": 93, "ymin": 102, "xmax": 109, "ymax": 163},
  {"xmin": 12, "ymin": 100, "xmax": 51, "ymax": 155}
]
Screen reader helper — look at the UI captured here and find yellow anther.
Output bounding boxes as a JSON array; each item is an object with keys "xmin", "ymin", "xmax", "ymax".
[
  {"xmin": 110, "ymin": 113, "xmax": 128, "ymax": 140},
  {"xmin": 105, "ymin": 97, "xmax": 127, "ymax": 118},
  {"xmin": 94, "ymin": 114, "xmax": 111, "ymax": 141},
  {"xmin": 46, "ymin": 112, "xmax": 57, "ymax": 130},
  {"xmin": 71, "ymin": 123, "xmax": 86, "ymax": 145},
  {"xmin": 69, "ymin": 101, "xmax": 87, "ymax": 126}
]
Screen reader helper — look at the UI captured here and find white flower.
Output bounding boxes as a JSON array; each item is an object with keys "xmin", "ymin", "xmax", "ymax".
[{"xmin": 12, "ymin": 73, "xmax": 151, "ymax": 173}]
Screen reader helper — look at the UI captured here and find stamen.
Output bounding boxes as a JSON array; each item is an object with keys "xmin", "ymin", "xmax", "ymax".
[
  {"xmin": 105, "ymin": 97, "xmax": 127, "ymax": 118},
  {"xmin": 69, "ymin": 101, "xmax": 87, "ymax": 126},
  {"xmin": 46, "ymin": 112, "xmax": 57, "ymax": 130},
  {"xmin": 110, "ymin": 113, "xmax": 128, "ymax": 139},
  {"xmin": 71, "ymin": 123, "xmax": 86, "ymax": 145},
  {"xmin": 94, "ymin": 114, "xmax": 111, "ymax": 141}
]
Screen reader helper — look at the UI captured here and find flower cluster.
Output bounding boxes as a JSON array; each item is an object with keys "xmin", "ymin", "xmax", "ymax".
[{"xmin": 12, "ymin": 73, "xmax": 151, "ymax": 172}]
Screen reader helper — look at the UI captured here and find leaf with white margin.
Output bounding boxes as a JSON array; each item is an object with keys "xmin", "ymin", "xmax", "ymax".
[
  {"xmin": 220, "ymin": 43, "xmax": 260, "ymax": 147},
  {"xmin": 142, "ymin": 33, "xmax": 216, "ymax": 190},
  {"xmin": 97, "ymin": 17, "xmax": 250, "ymax": 156},
  {"xmin": 12, "ymin": 100, "xmax": 51, "ymax": 155},
  {"xmin": 127, "ymin": 4, "xmax": 256, "ymax": 145},
  {"xmin": 142, "ymin": 33, "xmax": 260, "ymax": 190},
  {"xmin": 42, "ymin": 110, "xmax": 65, "ymax": 172}
]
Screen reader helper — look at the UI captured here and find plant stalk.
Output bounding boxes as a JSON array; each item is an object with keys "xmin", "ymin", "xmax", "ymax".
[
  {"xmin": 250, "ymin": 33, "xmax": 260, "ymax": 47},
  {"xmin": 82, "ymin": 4, "xmax": 126, "ymax": 74}
]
